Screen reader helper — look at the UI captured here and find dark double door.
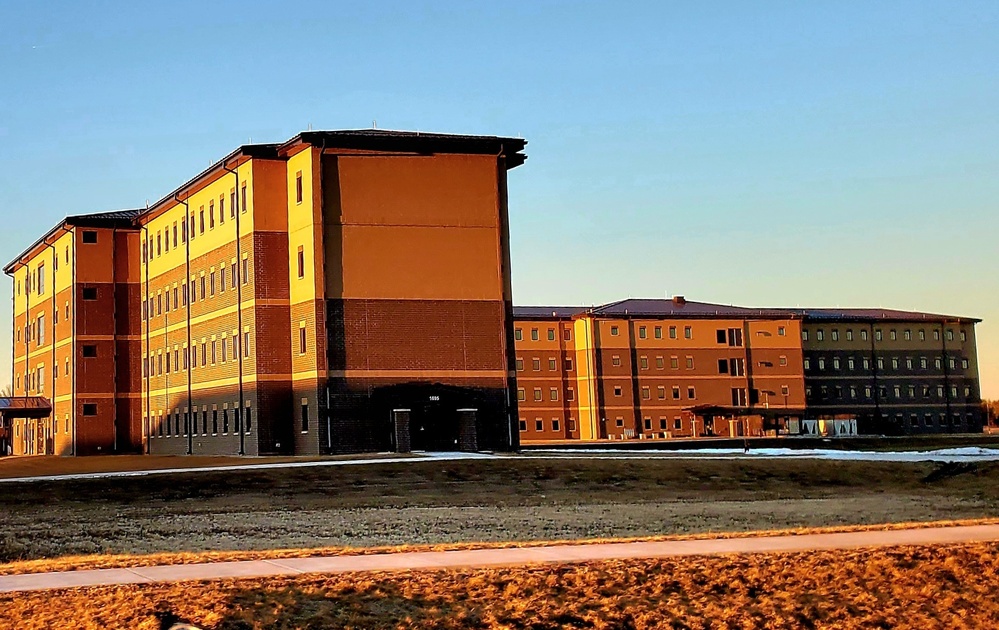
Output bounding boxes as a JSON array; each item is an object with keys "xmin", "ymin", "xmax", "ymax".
[{"xmin": 409, "ymin": 396, "xmax": 460, "ymax": 451}]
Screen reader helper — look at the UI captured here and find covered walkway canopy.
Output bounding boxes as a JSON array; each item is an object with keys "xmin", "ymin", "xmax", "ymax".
[{"xmin": 0, "ymin": 397, "xmax": 52, "ymax": 419}]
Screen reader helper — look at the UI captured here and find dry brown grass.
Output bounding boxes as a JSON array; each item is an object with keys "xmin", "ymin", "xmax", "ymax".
[
  {"xmin": 1, "ymin": 458, "xmax": 996, "ymax": 565},
  {"xmin": 2, "ymin": 542, "xmax": 998, "ymax": 629}
]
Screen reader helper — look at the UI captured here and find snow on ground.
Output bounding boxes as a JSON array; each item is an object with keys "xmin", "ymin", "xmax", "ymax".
[{"xmin": 527, "ymin": 446, "xmax": 999, "ymax": 463}]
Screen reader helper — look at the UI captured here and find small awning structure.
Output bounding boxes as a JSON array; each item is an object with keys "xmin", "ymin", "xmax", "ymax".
[
  {"xmin": 684, "ymin": 405, "xmax": 806, "ymax": 418},
  {"xmin": 0, "ymin": 397, "xmax": 52, "ymax": 419}
]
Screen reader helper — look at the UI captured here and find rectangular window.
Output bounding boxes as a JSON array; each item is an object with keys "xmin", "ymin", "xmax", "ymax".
[
  {"xmin": 564, "ymin": 358, "xmax": 573, "ymax": 371},
  {"xmin": 302, "ymin": 402, "xmax": 309, "ymax": 432},
  {"xmin": 638, "ymin": 326, "xmax": 647, "ymax": 339},
  {"xmin": 297, "ymin": 246, "xmax": 305, "ymax": 278},
  {"xmin": 550, "ymin": 388, "xmax": 558, "ymax": 401},
  {"xmin": 211, "ymin": 340, "xmax": 217, "ymax": 364},
  {"xmin": 82, "ymin": 344, "xmax": 97, "ymax": 358},
  {"xmin": 566, "ymin": 388, "xmax": 575, "ymax": 401},
  {"xmin": 547, "ymin": 328, "xmax": 555, "ymax": 341},
  {"xmin": 219, "ymin": 195, "xmax": 225, "ymax": 224},
  {"xmin": 669, "ymin": 326, "xmax": 677, "ymax": 339},
  {"xmin": 657, "ymin": 386, "xmax": 665, "ymax": 400},
  {"xmin": 219, "ymin": 267, "xmax": 225, "ymax": 292},
  {"xmin": 296, "ymin": 171, "xmax": 304, "ymax": 204},
  {"xmin": 548, "ymin": 358, "xmax": 557, "ymax": 370},
  {"xmin": 82, "ymin": 403, "xmax": 97, "ymax": 416},
  {"xmin": 672, "ymin": 386, "xmax": 680, "ymax": 400},
  {"xmin": 563, "ymin": 328, "xmax": 571, "ymax": 341},
  {"xmin": 299, "ymin": 327, "xmax": 307, "ymax": 354},
  {"xmin": 231, "ymin": 262, "xmax": 237, "ymax": 289},
  {"xmin": 531, "ymin": 328, "xmax": 539, "ymax": 341},
  {"xmin": 684, "ymin": 326, "xmax": 692, "ymax": 339},
  {"xmin": 230, "ymin": 190, "xmax": 236, "ymax": 218},
  {"xmin": 685, "ymin": 356, "xmax": 694, "ymax": 369},
  {"xmin": 718, "ymin": 359, "xmax": 729, "ymax": 374},
  {"xmin": 534, "ymin": 388, "xmax": 542, "ymax": 401},
  {"xmin": 687, "ymin": 386, "xmax": 696, "ymax": 399},
  {"xmin": 82, "ymin": 230, "xmax": 97, "ymax": 244},
  {"xmin": 210, "ymin": 271, "xmax": 216, "ymax": 296},
  {"xmin": 641, "ymin": 387, "xmax": 650, "ymax": 400},
  {"xmin": 209, "ymin": 201, "xmax": 216, "ymax": 229},
  {"xmin": 37, "ymin": 263, "xmax": 45, "ymax": 294},
  {"xmin": 199, "ymin": 208, "xmax": 205, "ymax": 234},
  {"xmin": 82, "ymin": 287, "xmax": 97, "ymax": 300},
  {"xmin": 517, "ymin": 388, "xmax": 525, "ymax": 401},
  {"xmin": 654, "ymin": 326, "xmax": 662, "ymax": 339},
  {"xmin": 244, "ymin": 331, "xmax": 250, "ymax": 357},
  {"xmin": 242, "ymin": 258, "xmax": 249, "ymax": 284},
  {"xmin": 514, "ymin": 328, "xmax": 522, "ymax": 341},
  {"xmin": 532, "ymin": 358, "xmax": 541, "ymax": 371},
  {"xmin": 241, "ymin": 184, "xmax": 247, "ymax": 213},
  {"xmin": 201, "ymin": 342, "xmax": 207, "ymax": 367}
]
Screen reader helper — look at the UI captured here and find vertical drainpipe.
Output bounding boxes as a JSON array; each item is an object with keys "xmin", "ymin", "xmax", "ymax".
[
  {"xmin": 941, "ymin": 321, "xmax": 951, "ymax": 428},
  {"xmin": 69, "ymin": 229, "xmax": 77, "ymax": 455},
  {"xmin": 109, "ymin": 228, "xmax": 118, "ymax": 452},
  {"xmin": 4, "ymin": 268, "xmax": 15, "ymax": 453},
  {"xmin": 24, "ymin": 261, "xmax": 31, "ymax": 453},
  {"xmin": 42, "ymin": 238, "xmax": 57, "ymax": 453},
  {"xmin": 174, "ymin": 194, "xmax": 193, "ymax": 455},
  {"xmin": 869, "ymin": 321, "xmax": 880, "ymax": 430},
  {"xmin": 222, "ymin": 161, "xmax": 245, "ymax": 456},
  {"xmin": 141, "ymin": 223, "xmax": 150, "ymax": 454}
]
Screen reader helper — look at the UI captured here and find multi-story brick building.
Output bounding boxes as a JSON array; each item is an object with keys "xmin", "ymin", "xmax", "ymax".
[
  {"xmin": 513, "ymin": 298, "xmax": 984, "ymax": 442},
  {"xmin": 4, "ymin": 129, "xmax": 527, "ymax": 456},
  {"xmin": 799, "ymin": 309, "xmax": 982, "ymax": 435}
]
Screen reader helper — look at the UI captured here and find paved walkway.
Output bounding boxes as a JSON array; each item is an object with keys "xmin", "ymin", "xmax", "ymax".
[{"xmin": 3, "ymin": 524, "xmax": 998, "ymax": 593}]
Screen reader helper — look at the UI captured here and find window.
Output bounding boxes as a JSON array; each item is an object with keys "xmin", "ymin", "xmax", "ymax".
[
  {"xmin": 802, "ymin": 330, "xmax": 809, "ymax": 341},
  {"xmin": 778, "ymin": 326, "xmax": 785, "ymax": 336},
  {"xmin": 615, "ymin": 417, "xmax": 624, "ymax": 427},
  {"xmin": 613, "ymin": 386, "xmax": 622, "ymax": 397},
  {"xmin": 566, "ymin": 388, "xmax": 575, "ymax": 401},
  {"xmin": 670, "ymin": 356, "xmax": 679, "ymax": 369},
  {"xmin": 242, "ymin": 258, "xmax": 249, "ymax": 284},
  {"xmin": 295, "ymin": 171, "xmax": 304, "ymax": 204},
  {"xmin": 716, "ymin": 329, "xmax": 726, "ymax": 344},
  {"xmin": 297, "ymin": 246, "xmax": 305, "ymax": 278},
  {"xmin": 209, "ymin": 271, "xmax": 216, "ymax": 296},
  {"xmin": 231, "ymin": 262, "xmax": 237, "ymax": 289},
  {"xmin": 890, "ymin": 329, "xmax": 897, "ymax": 341},
  {"xmin": 831, "ymin": 329, "xmax": 839, "ymax": 342},
  {"xmin": 37, "ymin": 314, "xmax": 44, "ymax": 345},
  {"xmin": 875, "ymin": 329, "xmax": 883, "ymax": 341},
  {"xmin": 200, "ymin": 275, "xmax": 206, "ymax": 300},
  {"xmin": 299, "ymin": 327, "xmax": 307, "ymax": 354},
  {"xmin": 548, "ymin": 358, "xmax": 557, "ymax": 371},
  {"xmin": 199, "ymin": 207, "xmax": 205, "ymax": 234},
  {"xmin": 654, "ymin": 326, "xmax": 662, "ymax": 339},
  {"xmin": 564, "ymin": 358, "xmax": 573, "ymax": 371},
  {"xmin": 684, "ymin": 326, "xmax": 692, "ymax": 339},
  {"xmin": 230, "ymin": 190, "xmax": 237, "ymax": 218},
  {"xmin": 674, "ymin": 417, "xmax": 683, "ymax": 430},
  {"xmin": 657, "ymin": 386, "xmax": 665, "ymax": 400},
  {"xmin": 550, "ymin": 388, "xmax": 558, "ymax": 401},
  {"xmin": 779, "ymin": 355, "xmax": 787, "ymax": 367},
  {"xmin": 241, "ymin": 184, "xmax": 247, "ymax": 213},
  {"xmin": 672, "ymin": 386, "xmax": 680, "ymax": 400},
  {"xmin": 547, "ymin": 328, "xmax": 555, "ymax": 341},
  {"xmin": 611, "ymin": 355, "xmax": 621, "ymax": 367},
  {"xmin": 82, "ymin": 230, "xmax": 97, "ymax": 244},
  {"xmin": 731, "ymin": 388, "xmax": 747, "ymax": 406},
  {"xmin": 514, "ymin": 328, "xmax": 522, "ymax": 341},
  {"xmin": 669, "ymin": 326, "xmax": 677, "ymax": 339},
  {"xmin": 535, "ymin": 419, "xmax": 544, "ymax": 432},
  {"xmin": 816, "ymin": 329, "xmax": 824, "ymax": 342},
  {"xmin": 640, "ymin": 356, "xmax": 648, "ymax": 370},
  {"xmin": 641, "ymin": 387, "xmax": 650, "ymax": 400},
  {"xmin": 685, "ymin": 356, "xmax": 694, "ymax": 369},
  {"xmin": 656, "ymin": 357, "xmax": 664, "ymax": 369},
  {"xmin": 962, "ymin": 358, "xmax": 969, "ymax": 370},
  {"xmin": 730, "ymin": 358, "xmax": 745, "ymax": 376},
  {"xmin": 519, "ymin": 419, "xmax": 527, "ymax": 432},
  {"xmin": 861, "ymin": 329, "xmax": 868, "ymax": 341},
  {"xmin": 610, "ymin": 326, "xmax": 619, "ymax": 336},
  {"xmin": 515, "ymin": 359, "xmax": 524, "ymax": 371},
  {"xmin": 83, "ymin": 403, "xmax": 98, "ymax": 416},
  {"xmin": 212, "ymin": 409, "xmax": 219, "ymax": 434},
  {"xmin": 517, "ymin": 388, "xmax": 526, "ymax": 401},
  {"xmin": 552, "ymin": 419, "xmax": 561, "ymax": 432},
  {"xmin": 37, "ymin": 263, "xmax": 45, "ymax": 294},
  {"xmin": 718, "ymin": 359, "xmax": 729, "ymax": 374},
  {"xmin": 563, "ymin": 329, "xmax": 571, "ymax": 341},
  {"xmin": 781, "ymin": 385, "xmax": 790, "ymax": 396},
  {"xmin": 643, "ymin": 418, "xmax": 652, "ymax": 431},
  {"xmin": 961, "ymin": 331, "xmax": 967, "ymax": 343},
  {"xmin": 301, "ymin": 401, "xmax": 309, "ymax": 432},
  {"xmin": 534, "ymin": 388, "xmax": 542, "ymax": 401},
  {"xmin": 201, "ymin": 342, "xmax": 207, "ymax": 367},
  {"xmin": 82, "ymin": 344, "xmax": 97, "ymax": 358},
  {"xmin": 687, "ymin": 386, "xmax": 695, "ymax": 399},
  {"xmin": 532, "ymin": 358, "xmax": 541, "ymax": 371},
  {"xmin": 638, "ymin": 326, "xmax": 647, "ymax": 339},
  {"xmin": 82, "ymin": 287, "xmax": 97, "ymax": 300}
]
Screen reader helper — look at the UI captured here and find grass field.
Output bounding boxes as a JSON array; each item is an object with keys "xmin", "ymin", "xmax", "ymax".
[
  {"xmin": 2, "ymin": 542, "xmax": 997, "ymax": 629},
  {"xmin": 1, "ymin": 457, "xmax": 996, "ymax": 564}
]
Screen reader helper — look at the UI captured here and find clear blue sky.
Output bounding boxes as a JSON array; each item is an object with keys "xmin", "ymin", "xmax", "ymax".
[{"xmin": 0, "ymin": 1, "xmax": 996, "ymax": 397}]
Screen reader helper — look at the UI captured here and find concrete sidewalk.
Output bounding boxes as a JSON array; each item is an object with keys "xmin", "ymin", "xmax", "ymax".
[{"xmin": 3, "ymin": 524, "xmax": 999, "ymax": 593}]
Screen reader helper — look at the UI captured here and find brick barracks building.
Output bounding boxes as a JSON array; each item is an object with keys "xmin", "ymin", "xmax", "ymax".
[
  {"xmin": 2, "ymin": 130, "xmax": 527, "ymax": 456},
  {"xmin": 513, "ymin": 297, "xmax": 984, "ymax": 442}
]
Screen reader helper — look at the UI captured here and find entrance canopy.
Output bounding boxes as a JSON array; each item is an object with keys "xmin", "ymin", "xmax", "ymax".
[{"xmin": 0, "ymin": 396, "xmax": 52, "ymax": 419}]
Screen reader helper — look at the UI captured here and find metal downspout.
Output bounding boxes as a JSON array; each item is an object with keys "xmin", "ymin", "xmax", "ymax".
[
  {"xmin": 174, "ymin": 193, "xmax": 193, "ymax": 455},
  {"xmin": 142, "ymin": 223, "xmax": 150, "ymax": 454},
  {"xmin": 42, "ymin": 238, "xmax": 57, "ymax": 453},
  {"xmin": 222, "ymin": 162, "xmax": 245, "ymax": 456}
]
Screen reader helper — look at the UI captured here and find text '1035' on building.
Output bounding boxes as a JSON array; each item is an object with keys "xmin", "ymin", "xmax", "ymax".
[
  {"xmin": 512, "ymin": 297, "xmax": 984, "ymax": 442},
  {"xmin": 2, "ymin": 130, "xmax": 528, "ymax": 457}
]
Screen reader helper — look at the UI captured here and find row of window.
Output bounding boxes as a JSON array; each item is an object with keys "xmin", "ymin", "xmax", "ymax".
[
  {"xmin": 519, "ymin": 418, "xmax": 574, "ymax": 433},
  {"xmin": 804, "ymin": 327, "xmax": 966, "ymax": 344},
  {"xmin": 804, "ymin": 356, "xmax": 970, "ymax": 372},
  {"xmin": 17, "ymin": 232, "xmax": 98, "ymax": 298},
  {"xmin": 142, "ymin": 331, "xmax": 252, "ymax": 377},
  {"xmin": 17, "ymin": 299, "xmax": 84, "ymax": 347},
  {"xmin": 898, "ymin": 413, "xmax": 976, "ymax": 427},
  {"xmin": 146, "ymin": 404, "xmax": 253, "ymax": 438},
  {"xmin": 515, "ymin": 353, "xmax": 790, "ymax": 373},
  {"xmin": 141, "ymin": 187, "xmax": 248, "ymax": 264},
  {"xmin": 807, "ymin": 384, "xmax": 975, "ymax": 400},
  {"xmin": 141, "ymin": 259, "xmax": 250, "ymax": 321},
  {"xmin": 514, "ymin": 324, "xmax": 785, "ymax": 344}
]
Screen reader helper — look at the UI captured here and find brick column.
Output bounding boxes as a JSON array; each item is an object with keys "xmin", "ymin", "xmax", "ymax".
[{"xmin": 392, "ymin": 409, "xmax": 411, "ymax": 453}]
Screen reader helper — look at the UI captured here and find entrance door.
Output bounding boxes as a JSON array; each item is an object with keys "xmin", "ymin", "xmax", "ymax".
[{"xmin": 409, "ymin": 396, "xmax": 460, "ymax": 451}]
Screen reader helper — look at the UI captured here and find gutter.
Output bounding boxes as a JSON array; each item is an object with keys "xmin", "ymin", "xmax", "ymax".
[{"xmin": 174, "ymin": 193, "xmax": 193, "ymax": 455}]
